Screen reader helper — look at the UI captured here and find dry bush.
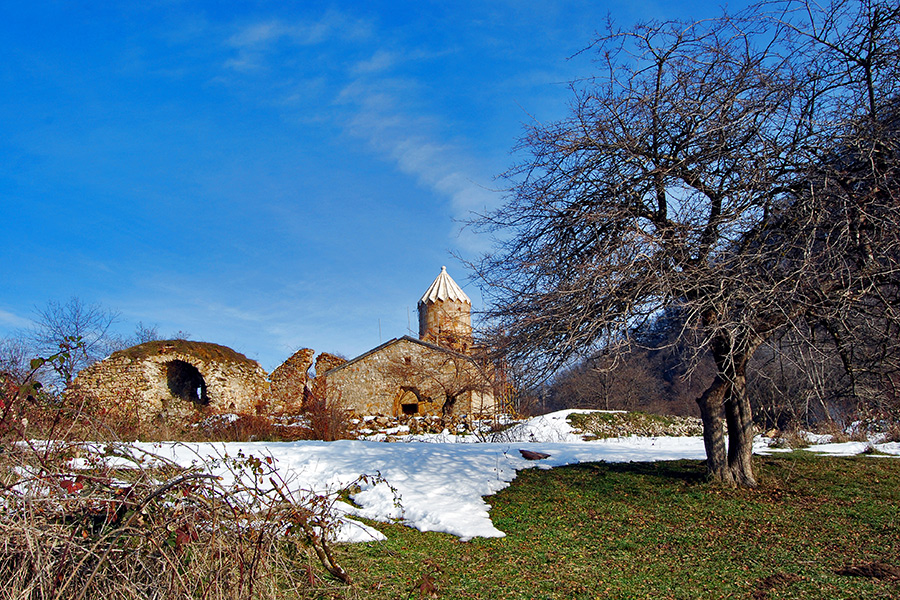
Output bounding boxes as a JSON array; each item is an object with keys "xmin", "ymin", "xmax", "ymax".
[
  {"xmin": 186, "ymin": 412, "xmax": 311, "ymax": 443},
  {"xmin": 885, "ymin": 422, "xmax": 900, "ymax": 443},
  {"xmin": 302, "ymin": 385, "xmax": 351, "ymax": 442},
  {"xmin": 0, "ymin": 352, "xmax": 353, "ymax": 599},
  {"xmin": 768, "ymin": 428, "xmax": 811, "ymax": 449},
  {"xmin": 0, "ymin": 442, "xmax": 351, "ymax": 599}
]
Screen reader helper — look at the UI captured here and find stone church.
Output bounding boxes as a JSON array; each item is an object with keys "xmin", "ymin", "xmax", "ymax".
[
  {"xmin": 70, "ymin": 267, "xmax": 496, "ymax": 424},
  {"xmin": 320, "ymin": 266, "xmax": 495, "ymax": 417}
]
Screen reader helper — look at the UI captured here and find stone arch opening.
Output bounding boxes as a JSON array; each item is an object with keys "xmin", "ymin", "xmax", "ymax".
[
  {"xmin": 166, "ymin": 360, "xmax": 209, "ymax": 406},
  {"xmin": 396, "ymin": 386, "xmax": 422, "ymax": 416}
]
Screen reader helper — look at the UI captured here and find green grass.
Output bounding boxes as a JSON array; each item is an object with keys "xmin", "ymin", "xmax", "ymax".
[{"xmin": 304, "ymin": 454, "xmax": 900, "ymax": 599}]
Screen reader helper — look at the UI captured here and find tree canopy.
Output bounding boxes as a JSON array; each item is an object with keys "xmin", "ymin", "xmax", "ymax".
[{"xmin": 473, "ymin": 0, "xmax": 900, "ymax": 486}]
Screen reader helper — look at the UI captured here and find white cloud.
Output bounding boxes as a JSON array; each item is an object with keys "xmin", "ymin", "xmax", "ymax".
[
  {"xmin": 227, "ymin": 19, "xmax": 329, "ymax": 49},
  {"xmin": 220, "ymin": 11, "xmax": 501, "ymax": 250},
  {"xmin": 350, "ymin": 49, "xmax": 398, "ymax": 75},
  {"xmin": 222, "ymin": 12, "xmax": 374, "ymax": 74},
  {"xmin": 227, "ymin": 21, "xmax": 283, "ymax": 47},
  {"xmin": 336, "ymin": 75, "xmax": 501, "ymax": 252},
  {"xmin": 222, "ymin": 54, "xmax": 260, "ymax": 72},
  {"xmin": 226, "ymin": 11, "xmax": 372, "ymax": 50},
  {"xmin": 0, "ymin": 308, "xmax": 32, "ymax": 330}
]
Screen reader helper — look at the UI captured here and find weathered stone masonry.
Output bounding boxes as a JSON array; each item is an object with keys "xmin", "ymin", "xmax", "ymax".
[
  {"xmin": 321, "ymin": 267, "xmax": 495, "ymax": 417},
  {"xmin": 71, "ymin": 340, "xmax": 268, "ymax": 423},
  {"xmin": 267, "ymin": 347, "xmax": 314, "ymax": 414},
  {"xmin": 322, "ymin": 336, "xmax": 494, "ymax": 417}
]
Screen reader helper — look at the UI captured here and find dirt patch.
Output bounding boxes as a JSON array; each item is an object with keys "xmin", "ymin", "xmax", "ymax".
[
  {"xmin": 751, "ymin": 572, "xmax": 803, "ymax": 599},
  {"xmin": 835, "ymin": 561, "xmax": 900, "ymax": 580}
]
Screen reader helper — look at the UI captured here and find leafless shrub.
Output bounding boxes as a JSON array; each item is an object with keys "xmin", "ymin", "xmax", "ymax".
[
  {"xmin": 768, "ymin": 428, "xmax": 811, "ymax": 449},
  {"xmin": 0, "ymin": 443, "xmax": 353, "ymax": 599},
  {"xmin": 0, "ymin": 351, "xmax": 354, "ymax": 599},
  {"xmin": 186, "ymin": 412, "xmax": 311, "ymax": 443},
  {"xmin": 303, "ymin": 384, "xmax": 352, "ymax": 442}
]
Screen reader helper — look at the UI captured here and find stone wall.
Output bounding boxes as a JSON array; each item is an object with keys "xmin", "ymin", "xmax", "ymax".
[
  {"xmin": 69, "ymin": 329, "xmax": 497, "ymax": 429},
  {"xmin": 70, "ymin": 340, "xmax": 268, "ymax": 424},
  {"xmin": 314, "ymin": 352, "xmax": 347, "ymax": 377},
  {"xmin": 265, "ymin": 348, "xmax": 314, "ymax": 414},
  {"xmin": 323, "ymin": 336, "xmax": 494, "ymax": 417}
]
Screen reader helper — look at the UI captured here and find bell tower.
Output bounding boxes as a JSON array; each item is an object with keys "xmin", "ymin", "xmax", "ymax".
[{"xmin": 417, "ymin": 266, "xmax": 472, "ymax": 353}]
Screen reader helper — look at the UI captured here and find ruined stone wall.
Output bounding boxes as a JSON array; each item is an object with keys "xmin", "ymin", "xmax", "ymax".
[
  {"xmin": 71, "ymin": 341, "xmax": 268, "ymax": 424},
  {"xmin": 314, "ymin": 352, "xmax": 347, "ymax": 376},
  {"xmin": 265, "ymin": 348, "xmax": 314, "ymax": 414},
  {"xmin": 69, "ymin": 329, "xmax": 495, "ymax": 428},
  {"xmin": 324, "ymin": 337, "xmax": 494, "ymax": 417}
]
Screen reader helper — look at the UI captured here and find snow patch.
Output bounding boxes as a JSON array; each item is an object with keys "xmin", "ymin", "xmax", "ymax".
[{"xmin": 52, "ymin": 410, "xmax": 899, "ymax": 542}]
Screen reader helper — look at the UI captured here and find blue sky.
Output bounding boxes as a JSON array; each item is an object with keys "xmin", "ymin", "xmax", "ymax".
[{"xmin": 1, "ymin": 1, "xmax": 748, "ymax": 371}]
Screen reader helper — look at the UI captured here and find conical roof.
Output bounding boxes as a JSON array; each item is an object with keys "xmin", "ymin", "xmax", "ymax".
[{"xmin": 418, "ymin": 266, "xmax": 471, "ymax": 305}]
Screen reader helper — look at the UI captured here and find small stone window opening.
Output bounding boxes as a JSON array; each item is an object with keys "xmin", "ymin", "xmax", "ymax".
[
  {"xmin": 166, "ymin": 360, "xmax": 209, "ymax": 406},
  {"xmin": 401, "ymin": 402, "xmax": 419, "ymax": 415}
]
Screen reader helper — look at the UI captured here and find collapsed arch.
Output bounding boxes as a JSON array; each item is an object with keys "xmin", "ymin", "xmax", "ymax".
[{"xmin": 166, "ymin": 360, "xmax": 209, "ymax": 406}]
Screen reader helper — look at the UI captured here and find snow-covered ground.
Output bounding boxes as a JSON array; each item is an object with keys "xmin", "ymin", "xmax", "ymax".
[{"xmin": 115, "ymin": 409, "xmax": 899, "ymax": 543}]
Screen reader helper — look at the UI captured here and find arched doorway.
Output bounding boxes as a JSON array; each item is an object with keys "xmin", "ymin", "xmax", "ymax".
[
  {"xmin": 397, "ymin": 387, "xmax": 424, "ymax": 416},
  {"xmin": 166, "ymin": 360, "xmax": 209, "ymax": 406}
]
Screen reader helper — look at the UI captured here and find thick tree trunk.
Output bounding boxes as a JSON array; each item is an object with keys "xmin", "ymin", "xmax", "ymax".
[
  {"xmin": 723, "ymin": 368, "xmax": 757, "ymax": 487},
  {"xmin": 696, "ymin": 335, "xmax": 759, "ymax": 487},
  {"xmin": 696, "ymin": 375, "xmax": 729, "ymax": 481},
  {"xmin": 441, "ymin": 392, "xmax": 460, "ymax": 423}
]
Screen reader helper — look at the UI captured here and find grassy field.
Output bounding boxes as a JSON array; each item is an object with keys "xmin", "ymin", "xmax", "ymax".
[{"xmin": 304, "ymin": 453, "xmax": 900, "ymax": 599}]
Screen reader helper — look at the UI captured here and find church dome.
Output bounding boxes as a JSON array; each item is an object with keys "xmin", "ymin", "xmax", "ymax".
[{"xmin": 418, "ymin": 266, "xmax": 471, "ymax": 305}]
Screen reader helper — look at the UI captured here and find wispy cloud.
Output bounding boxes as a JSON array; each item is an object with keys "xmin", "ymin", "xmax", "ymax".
[
  {"xmin": 350, "ymin": 49, "xmax": 398, "ymax": 75},
  {"xmin": 336, "ymin": 73, "xmax": 501, "ymax": 251},
  {"xmin": 224, "ymin": 12, "xmax": 372, "ymax": 71},
  {"xmin": 0, "ymin": 308, "xmax": 32, "ymax": 330},
  {"xmin": 219, "ymin": 11, "xmax": 501, "ymax": 250}
]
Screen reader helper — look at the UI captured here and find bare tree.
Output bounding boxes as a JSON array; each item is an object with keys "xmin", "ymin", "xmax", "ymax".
[
  {"xmin": 754, "ymin": 0, "xmax": 900, "ymax": 422},
  {"xmin": 472, "ymin": 1, "xmax": 899, "ymax": 486},
  {"xmin": 131, "ymin": 322, "xmax": 161, "ymax": 345},
  {"xmin": 548, "ymin": 335, "xmax": 708, "ymax": 417},
  {"xmin": 27, "ymin": 297, "xmax": 120, "ymax": 388},
  {"xmin": 0, "ymin": 337, "xmax": 31, "ymax": 384}
]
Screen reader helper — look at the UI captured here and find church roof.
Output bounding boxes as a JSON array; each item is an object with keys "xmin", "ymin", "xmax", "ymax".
[
  {"xmin": 320, "ymin": 335, "xmax": 473, "ymax": 376},
  {"xmin": 418, "ymin": 266, "xmax": 471, "ymax": 305}
]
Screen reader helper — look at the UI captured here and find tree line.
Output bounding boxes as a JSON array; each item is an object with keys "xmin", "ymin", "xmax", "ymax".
[{"xmin": 545, "ymin": 306, "xmax": 898, "ymax": 431}]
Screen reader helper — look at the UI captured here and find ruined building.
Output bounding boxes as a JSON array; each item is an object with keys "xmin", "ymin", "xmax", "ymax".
[
  {"xmin": 70, "ymin": 340, "xmax": 268, "ymax": 424},
  {"xmin": 71, "ymin": 267, "xmax": 496, "ymax": 425}
]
